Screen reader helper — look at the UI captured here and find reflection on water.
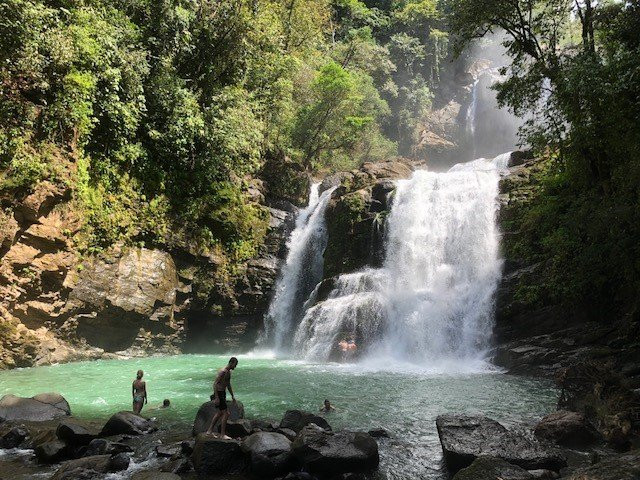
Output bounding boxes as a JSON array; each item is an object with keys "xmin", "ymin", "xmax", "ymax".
[{"xmin": 0, "ymin": 354, "xmax": 557, "ymax": 479}]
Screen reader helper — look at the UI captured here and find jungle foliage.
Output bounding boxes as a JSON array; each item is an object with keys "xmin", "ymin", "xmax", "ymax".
[{"xmin": 0, "ymin": 0, "xmax": 448, "ymax": 258}]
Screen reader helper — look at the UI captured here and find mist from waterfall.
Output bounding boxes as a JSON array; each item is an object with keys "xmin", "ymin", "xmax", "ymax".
[
  {"xmin": 292, "ymin": 154, "xmax": 510, "ymax": 370},
  {"xmin": 263, "ymin": 183, "xmax": 336, "ymax": 353}
]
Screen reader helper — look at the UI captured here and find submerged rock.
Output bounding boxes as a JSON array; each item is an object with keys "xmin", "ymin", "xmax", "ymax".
[
  {"xmin": 368, "ymin": 428, "xmax": 390, "ymax": 438},
  {"xmin": 191, "ymin": 433, "xmax": 248, "ymax": 475},
  {"xmin": 242, "ymin": 431, "xmax": 293, "ymax": 477},
  {"xmin": 534, "ymin": 410, "xmax": 599, "ymax": 448},
  {"xmin": 452, "ymin": 456, "xmax": 535, "ymax": 480},
  {"xmin": 100, "ymin": 411, "xmax": 157, "ymax": 436},
  {"xmin": 155, "ymin": 442, "xmax": 183, "ymax": 458},
  {"xmin": 192, "ymin": 400, "xmax": 245, "ymax": 436},
  {"xmin": 436, "ymin": 414, "xmax": 566, "ymax": 474},
  {"xmin": 292, "ymin": 425, "xmax": 379, "ymax": 475},
  {"xmin": 279, "ymin": 410, "xmax": 331, "ymax": 433},
  {"xmin": 0, "ymin": 393, "xmax": 70, "ymax": 422},
  {"xmin": 84, "ymin": 438, "xmax": 133, "ymax": 456}
]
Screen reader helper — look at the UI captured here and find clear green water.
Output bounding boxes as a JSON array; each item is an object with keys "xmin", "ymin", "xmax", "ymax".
[{"xmin": 0, "ymin": 354, "xmax": 557, "ymax": 479}]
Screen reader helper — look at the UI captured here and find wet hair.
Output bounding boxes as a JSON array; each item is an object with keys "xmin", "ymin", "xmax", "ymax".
[
  {"xmin": 324, "ymin": 399, "xmax": 330, "ymax": 404},
  {"xmin": 229, "ymin": 357, "xmax": 238, "ymax": 365},
  {"xmin": 136, "ymin": 370, "xmax": 143, "ymax": 379},
  {"xmin": 163, "ymin": 399, "xmax": 170, "ymax": 407}
]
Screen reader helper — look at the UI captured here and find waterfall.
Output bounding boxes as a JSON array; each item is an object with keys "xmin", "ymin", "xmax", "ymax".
[
  {"xmin": 293, "ymin": 154, "xmax": 509, "ymax": 369},
  {"xmin": 465, "ymin": 79, "xmax": 479, "ymax": 160},
  {"xmin": 263, "ymin": 183, "xmax": 336, "ymax": 353}
]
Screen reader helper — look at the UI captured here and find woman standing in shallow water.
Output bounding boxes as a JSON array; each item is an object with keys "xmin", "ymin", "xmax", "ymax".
[{"xmin": 132, "ymin": 370, "xmax": 147, "ymax": 414}]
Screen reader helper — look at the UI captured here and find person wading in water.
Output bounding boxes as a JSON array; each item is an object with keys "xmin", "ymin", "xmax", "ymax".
[
  {"xmin": 206, "ymin": 357, "xmax": 238, "ymax": 439},
  {"xmin": 132, "ymin": 370, "xmax": 147, "ymax": 414}
]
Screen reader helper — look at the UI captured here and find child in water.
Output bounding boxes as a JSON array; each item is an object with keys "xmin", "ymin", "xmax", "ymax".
[{"xmin": 132, "ymin": 370, "xmax": 148, "ymax": 414}]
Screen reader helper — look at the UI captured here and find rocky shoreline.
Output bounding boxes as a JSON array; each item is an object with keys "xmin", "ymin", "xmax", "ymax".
[
  {"xmin": 1, "ymin": 385, "xmax": 639, "ymax": 480},
  {"xmin": 0, "ymin": 392, "xmax": 382, "ymax": 479}
]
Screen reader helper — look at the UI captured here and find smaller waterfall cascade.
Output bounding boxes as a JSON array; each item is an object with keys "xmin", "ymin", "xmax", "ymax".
[
  {"xmin": 264, "ymin": 183, "xmax": 336, "ymax": 353},
  {"xmin": 465, "ymin": 79, "xmax": 480, "ymax": 159},
  {"xmin": 293, "ymin": 154, "xmax": 511, "ymax": 369}
]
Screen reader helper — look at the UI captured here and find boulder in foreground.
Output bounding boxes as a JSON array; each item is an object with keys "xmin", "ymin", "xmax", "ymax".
[
  {"xmin": 279, "ymin": 409, "xmax": 331, "ymax": 433},
  {"xmin": 534, "ymin": 410, "xmax": 599, "ymax": 448},
  {"xmin": 292, "ymin": 424, "xmax": 379, "ymax": 475},
  {"xmin": 51, "ymin": 454, "xmax": 130, "ymax": 480},
  {"xmin": 453, "ymin": 456, "xmax": 535, "ymax": 480},
  {"xmin": 0, "ymin": 393, "xmax": 70, "ymax": 422},
  {"xmin": 191, "ymin": 433, "xmax": 248, "ymax": 475},
  {"xmin": 436, "ymin": 414, "xmax": 566, "ymax": 474},
  {"xmin": 192, "ymin": 400, "xmax": 245, "ymax": 436},
  {"xmin": 242, "ymin": 431, "xmax": 293, "ymax": 477},
  {"xmin": 100, "ymin": 411, "xmax": 157, "ymax": 436}
]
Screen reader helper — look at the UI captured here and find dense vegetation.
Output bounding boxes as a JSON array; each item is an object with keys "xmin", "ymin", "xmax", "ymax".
[
  {"xmin": 0, "ymin": 0, "xmax": 448, "ymax": 262},
  {"xmin": 2, "ymin": 0, "xmax": 638, "ymax": 321},
  {"xmin": 451, "ymin": 0, "xmax": 640, "ymax": 317}
]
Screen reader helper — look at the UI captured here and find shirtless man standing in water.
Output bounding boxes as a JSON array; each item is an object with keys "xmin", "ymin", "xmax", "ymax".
[
  {"xmin": 132, "ymin": 370, "xmax": 148, "ymax": 414},
  {"xmin": 206, "ymin": 357, "xmax": 238, "ymax": 439}
]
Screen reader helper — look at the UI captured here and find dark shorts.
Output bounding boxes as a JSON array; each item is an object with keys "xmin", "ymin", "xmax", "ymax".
[{"xmin": 216, "ymin": 390, "xmax": 227, "ymax": 411}]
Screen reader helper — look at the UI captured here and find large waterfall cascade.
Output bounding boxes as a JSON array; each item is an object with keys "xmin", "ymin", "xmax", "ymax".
[
  {"xmin": 263, "ymin": 183, "xmax": 337, "ymax": 352},
  {"xmin": 292, "ymin": 155, "xmax": 510, "ymax": 369},
  {"xmin": 263, "ymin": 152, "xmax": 512, "ymax": 370}
]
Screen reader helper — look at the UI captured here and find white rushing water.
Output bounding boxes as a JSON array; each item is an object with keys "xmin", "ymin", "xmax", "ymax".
[
  {"xmin": 292, "ymin": 154, "xmax": 510, "ymax": 370},
  {"xmin": 264, "ymin": 183, "xmax": 337, "ymax": 352}
]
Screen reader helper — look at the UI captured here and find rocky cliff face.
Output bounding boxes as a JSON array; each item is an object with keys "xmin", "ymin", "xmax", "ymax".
[
  {"xmin": 315, "ymin": 159, "xmax": 419, "ymax": 300},
  {"xmin": 494, "ymin": 155, "xmax": 640, "ymax": 389},
  {"xmin": 0, "ymin": 169, "xmax": 297, "ymax": 369}
]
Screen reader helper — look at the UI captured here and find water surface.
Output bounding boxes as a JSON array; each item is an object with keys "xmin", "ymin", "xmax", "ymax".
[{"xmin": 0, "ymin": 354, "xmax": 557, "ymax": 479}]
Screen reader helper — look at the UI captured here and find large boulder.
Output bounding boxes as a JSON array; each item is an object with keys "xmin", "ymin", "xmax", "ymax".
[
  {"xmin": 56, "ymin": 419, "xmax": 99, "ymax": 446},
  {"xmin": 100, "ymin": 411, "xmax": 157, "ymax": 436},
  {"xmin": 191, "ymin": 433, "xmax": 248, "ymax": 475},
  {"xmin": 84, "ymin": 438, "xmax": 133, "ymax": 456},
  {"xmin": 192, "ymin": 400, "xmax": 245, "ymax": 436},
  {"xmin": 292, "ymin": 425, "xmax": 379, "ymax": 475},
  {"xmin": 50, "ymin": 454, "xmax": 130, "ymax": 480},
  {"xmin": 0, "ymin": 393, "xmax": 70, "ymax": 422},
  {"xmin": 242, "ymin": 431, "xmax": 293, "ymax": 477},
  {"xmin": 436, "ymin": 415, "xmax": 566, "ymax": 474},
  {"xmin": 534, "ymin": 411, "xmax": 599, "ymax": 448},
  {"xmin": 279, "ymin": 410, "xmax": 331, "ymax": 433},
  {"xmin": 453, "ymin": 456, "xmax": 535, "ymax": 480},
  {"xmin": 566, "ymin": 451, "xmax": 640, "ymax": 479}
]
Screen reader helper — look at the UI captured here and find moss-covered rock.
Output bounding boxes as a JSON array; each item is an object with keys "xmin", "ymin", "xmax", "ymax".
[{"xmin": 321, "ymin": 159, "xmax": 414, "ymax": 280}]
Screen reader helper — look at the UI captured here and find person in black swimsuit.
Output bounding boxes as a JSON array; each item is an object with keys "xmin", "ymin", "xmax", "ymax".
[{"xmin": 206, "ymin": 357, "xmax": 238, "ymax": 439}]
